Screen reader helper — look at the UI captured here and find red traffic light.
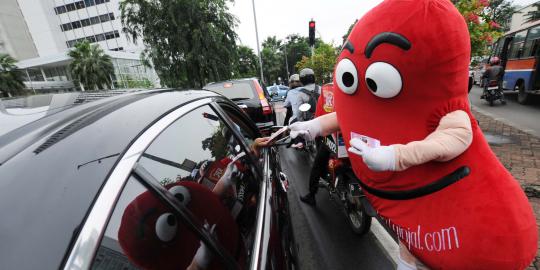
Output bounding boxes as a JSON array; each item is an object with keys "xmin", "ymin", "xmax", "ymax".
[{"xmin": 309, "ymin": 21, "xmax": 315, "ymax": 28}]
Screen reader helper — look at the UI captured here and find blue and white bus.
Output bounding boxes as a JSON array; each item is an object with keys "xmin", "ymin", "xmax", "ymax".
[{"xmin": 491, "ymin": 21, "xmax": 540, "ymax": 104}]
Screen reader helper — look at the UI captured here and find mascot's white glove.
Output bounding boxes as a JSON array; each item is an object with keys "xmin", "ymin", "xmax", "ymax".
[
  {"xmin": 289, "ymin": 118, "xmax": 322, "ymax": 141},
  {"xmin": 348, "ymin": 138, "xmax": 396, "ymax": 171},
  {"xmin": 193, "ymin": 222, "xmax": 217, "ymax": 269},
  {"xmin": 219, "ymin": 162, "xmax": 243, "ymax": 189}
]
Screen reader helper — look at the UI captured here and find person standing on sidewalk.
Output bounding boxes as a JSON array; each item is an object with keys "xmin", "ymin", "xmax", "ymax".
[{"xmin": 300, "ymin": 83, "xmax": 335, "ymax": 206}]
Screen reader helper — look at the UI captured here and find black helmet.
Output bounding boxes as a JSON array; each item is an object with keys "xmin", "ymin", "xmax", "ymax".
[{"xmin": 299, "ymin": 68, "xmax": 315, "ymax": 85}]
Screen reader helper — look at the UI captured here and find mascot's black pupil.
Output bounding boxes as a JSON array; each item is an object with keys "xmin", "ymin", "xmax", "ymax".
[
  {"xmin": 167, "ymin": 215, "xmax": 176, "ymax": 226},
  {"xmin": 366, "ymin": 78, "xmax": 377, "ymax": 92},
  {"xmin": 175, "ymin": 193, "xmax": 184, "ymax": 201},
  {"xmin": 342, "ymin": 72, "xmax": 354, "ymax": 87}
]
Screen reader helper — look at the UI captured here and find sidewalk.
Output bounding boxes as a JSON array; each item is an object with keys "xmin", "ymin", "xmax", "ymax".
[{"xmin": 472, "ymin": 109, "xmax": 540, "ymax": 270}]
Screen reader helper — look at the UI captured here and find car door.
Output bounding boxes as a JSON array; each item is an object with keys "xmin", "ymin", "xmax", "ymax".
[
  {"xmin": 65, "ymin": 99, "xmax": 268, "ymax": 270},
  {"xmin": 214, "ymin": 101, "xmax": 295, "ymax": 270}
]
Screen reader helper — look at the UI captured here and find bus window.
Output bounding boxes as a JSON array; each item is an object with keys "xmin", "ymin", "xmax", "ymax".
[
  {"xmin": 523, "ymin": 26, "xmax": 540, "ymax": 57},
  {"xmin": 508, "ymin": 30, "xmax": 527, "ymax": 59}
]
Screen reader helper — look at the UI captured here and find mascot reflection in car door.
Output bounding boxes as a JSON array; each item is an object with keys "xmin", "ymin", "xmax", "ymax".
[{"xmin": 288, "ymin": 0, "xmax": 537, "ymax": 269}]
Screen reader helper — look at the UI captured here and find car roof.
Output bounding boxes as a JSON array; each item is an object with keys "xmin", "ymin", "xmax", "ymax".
[{"xmin": 0, "ymin": 90, "xmax": 220, "ymax": 269}]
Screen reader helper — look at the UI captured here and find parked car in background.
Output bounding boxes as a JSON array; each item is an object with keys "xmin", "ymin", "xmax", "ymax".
[
  {"xmin": 0, "ymin": 90, "xmax": 296, "ymax": 270},
  {"xmin": 204, "ymin": 78, "xmax": 276, "ymax": 135},
  {"xmin": 268, "ymin": 85, "xmax": 289, "ymax": 101}
]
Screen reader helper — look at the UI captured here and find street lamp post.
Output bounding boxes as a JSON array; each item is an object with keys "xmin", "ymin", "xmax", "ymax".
[
  {"xmin": 283, "ymin": 41, "xmax": 290, "ymax": 80},
  {"xmin": 251, "ymin": 0, "xmax": 265, "ymax": 84}
]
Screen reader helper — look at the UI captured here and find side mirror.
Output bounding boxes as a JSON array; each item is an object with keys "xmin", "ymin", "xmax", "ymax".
[{"xmin": 299, "ymin": 103, "xmax": 311, "ymax": 112}]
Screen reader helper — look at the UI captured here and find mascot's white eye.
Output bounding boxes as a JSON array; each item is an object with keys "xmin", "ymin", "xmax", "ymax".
[
  {"xmin": 335, "ymin": 58, "xmax": 358, "ymax": 95},
  {"xmin": 155, "ymin": 213, "xmax": 177, "ymax": 242},
  {"xmin": 364, "ymin": 62, "xmax": 402, "ymax": 98},
  {"xmin": 168, "ymin": 186, "xmax": 191, "ymax": 206}
]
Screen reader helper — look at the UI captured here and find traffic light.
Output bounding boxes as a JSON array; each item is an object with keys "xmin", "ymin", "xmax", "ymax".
[{"xmin": 309, "ymin": 20, "xmax": 316, "ymax": 47}]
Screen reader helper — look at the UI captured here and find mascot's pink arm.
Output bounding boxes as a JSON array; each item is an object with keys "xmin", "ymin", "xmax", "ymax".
[
  {"xmin": 317, "ymin": 112, "xmax": 340, "ymax": 136},
  {"xmin": 392, "ymin": 110, "xmax": 473, "ymax": 171}
]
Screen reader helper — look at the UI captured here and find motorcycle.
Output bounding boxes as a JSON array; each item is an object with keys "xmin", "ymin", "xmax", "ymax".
[
  {"xmin": 287, "ymin": 103, "xmax": 317, "ymax": 158},
  {"xmin": 481, "ymin": 79, "xmax": 506, "ymax": 106},
  {"xmin": 319, "ymin": 132, "xmax": 373, "ymax": 235}
]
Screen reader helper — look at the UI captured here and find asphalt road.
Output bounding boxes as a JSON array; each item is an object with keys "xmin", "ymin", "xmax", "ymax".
[
  {"xmin": 273, "ymin": 104, "xmax": 395, "ymax": 270},
  {"xmin": 469, "ymin": 85, "xmax": 540, "ymax": 137}
]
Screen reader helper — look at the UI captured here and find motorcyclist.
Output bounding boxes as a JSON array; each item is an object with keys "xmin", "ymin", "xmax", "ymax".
[
  {"xmin": 283, "ymin": 68, "xmax": 320, "ymax": 121},
  {"xmin": 300, "ymin": 84, "xmax": 335, "ymax": 206},
  {"xmin": 481, "ymin": 56, "xmax": 506, "ymax": 104},
  {"xmin": 284, "ymin": 74, "xmax": 302, "ymax": 125}
]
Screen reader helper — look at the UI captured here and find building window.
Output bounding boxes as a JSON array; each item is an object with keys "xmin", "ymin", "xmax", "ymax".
[
  {"xmin": 71, "ymin": 21, "xmax": 82, "ymax": 29},
  {"xmin": 81, "ymin": 18, "xmax": 91, "ymax": 27},
  {"xmin": 54, "ymin": 0, "xmax": 109, "ymax": 15},
  {"xmin": 66, "ymin": 30, "xmax": 120, "ymax": 47},
  {"xmin": 66, "ymin": 3, "xmax": 76, "ymax": 12},
  {"xmin": 75, "ymin": 1, "xmax": 85, "ymax": 9},
  {"xmin": 60, "ymin": 13, "xmax": 116, "ymax": 32},
  {"xmin": 99, "ymin": 14, "xmax": 110, "ymax": 23}
]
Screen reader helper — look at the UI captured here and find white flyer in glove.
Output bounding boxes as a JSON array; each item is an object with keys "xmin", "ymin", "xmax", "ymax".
[{"xmin": 351, "ymin": 132, "xmax": 381, "ymax": 148}]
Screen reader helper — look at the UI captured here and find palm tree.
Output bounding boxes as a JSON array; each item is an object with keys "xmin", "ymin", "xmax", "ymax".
[
  {"xmin": 0, "ymin": 54, "xmax": 26, "ymax": 97},
  {"xmin": 68, "ymin": 41, "xmax": 114, "ymax": 91},
  {"xmin": 524, "ymin": 2, "xmax": 540, "ymax": 24}
]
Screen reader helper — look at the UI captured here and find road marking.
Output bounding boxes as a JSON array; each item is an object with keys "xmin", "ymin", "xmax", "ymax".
[{"xmin": 372, "ymin": 219, "xmax": 399, "ymax": 265}]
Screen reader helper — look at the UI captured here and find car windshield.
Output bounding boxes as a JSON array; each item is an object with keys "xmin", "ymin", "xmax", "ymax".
[{"xmin": 205, "ymin": 81, "xmax": 256, "ymax": 100}]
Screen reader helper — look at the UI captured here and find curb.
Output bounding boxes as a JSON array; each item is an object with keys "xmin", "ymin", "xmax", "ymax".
[{"xmin": 371, "ymin": 219, "xmax": 399, "ymax": 266}]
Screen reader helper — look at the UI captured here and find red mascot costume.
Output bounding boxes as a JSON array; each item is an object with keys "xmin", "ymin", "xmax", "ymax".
[
  {"xmin": 118, "ymin": 181, "xmax": 246, "ymax": 270},
  {"xmin": 333, "ymin": 0, "xmax": 537, "ymax": 269}
]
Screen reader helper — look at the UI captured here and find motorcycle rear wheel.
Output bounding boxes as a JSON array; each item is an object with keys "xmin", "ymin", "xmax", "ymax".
[{"xmin": 346, "ymin": 205, "xmax": 372, "ymax": 236}]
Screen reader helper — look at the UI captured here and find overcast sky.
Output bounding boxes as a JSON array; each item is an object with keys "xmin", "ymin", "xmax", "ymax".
[{"xmin": 229, "ymin": 0, "xmax": 539, "ymax": 51}]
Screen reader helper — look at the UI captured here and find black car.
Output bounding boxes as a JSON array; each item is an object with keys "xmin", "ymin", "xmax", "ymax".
[
  {"xmin": 0, "ymin": 90, "xmax": 295, "ymax": 270},
  {"xmin": 204, "ymin": 79, "xmax": 276, "ymax": 135}
]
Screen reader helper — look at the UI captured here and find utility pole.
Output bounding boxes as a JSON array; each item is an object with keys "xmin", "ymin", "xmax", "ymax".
[
  {"xmin": 283, "ymin": 41, "xmax": 290, "ymax": 79},
  {"xmin": 251, "ymin": 0, "xmax": 265, "ymax": 84}
]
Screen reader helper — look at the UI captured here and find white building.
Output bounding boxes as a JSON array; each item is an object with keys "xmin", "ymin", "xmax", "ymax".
[
  {"xmin": 0, "ymin": 0, "xmax": 38, "ymax": 60},
  {"xmin": 509, "ymin": 3, "xmax": 539, "ymax": 33},
  {"xmin": 17, "ymin": 0, "xmax": 144, "ymax": 56},
  {"xmin": 0, "ymin": 0, "xmax": 159, "ymax": 92}
]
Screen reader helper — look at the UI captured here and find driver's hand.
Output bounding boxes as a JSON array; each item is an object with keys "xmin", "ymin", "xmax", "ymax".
[
  {"xmin": 289, "ymin": 118, "xmax": 322, "ymax": 142},
  {"xmin": 251, "ymin": 137, "xmax": 271, "ymax": 157},
  {"xmin": 348, "ymin": 138, "xmax": 396, "ymax": 171}
]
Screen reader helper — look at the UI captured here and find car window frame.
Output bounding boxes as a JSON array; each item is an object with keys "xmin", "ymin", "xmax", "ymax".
[
  {"xmin": 64, "ymin": 96, "xmax": 270, "ymax": 270},
  {"xmin": 210, "ymin": 101, "xmax": 263, "ymax": 175},
  {"xmin": 63, "ymin": 98, "xmax": 213, "ymax": 269}
]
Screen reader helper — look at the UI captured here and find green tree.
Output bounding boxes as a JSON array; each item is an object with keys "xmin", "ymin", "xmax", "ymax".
[
  {"xmin": 486, "ymin": 0, "xmax": 517, "ymax": 31},
  {"xmin": 261, "ymin": 36, "xmax": 285, "ymax": 84},
  {"xmin": 0, "ymin": 54, "xmax": 26, "ymax": 97},
  {"xmin": 295, "ymin": 42, "xmax": 337, "ymax": 85},
  {"xmin": 236, "ymin": 45, "xmax": 258, "ymax": 78},
  {"xmin": 283, "ymin": 34, "xmax": 311, "ymax": 75},
  {"xmin": 68, "ymin": 41, "xmax": 114, "ymax": 90},
  {"xmin": 121, "ymin": 0, "xmax": 238, "ymax": 88},
  {"xmin": 453, "ymin": 0, "xmax": 503, "ymax": 57},
  {"xmin": 0, "ymin": 54, "xmax": 25, "ymax": 97},
  {"xmin": 524, "ymin": 2, "xmax": 540, "ymax": 24},
  {"xmin": 342, "ymin": 19, "xmax": 358, "ymax": 44}
]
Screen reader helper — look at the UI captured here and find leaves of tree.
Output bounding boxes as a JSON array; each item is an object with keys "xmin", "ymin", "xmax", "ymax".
[
  {"xmin": 120, "ymin": 0, "xmax": 239, "ymax": 88},
  {"xmin": 0, "ymin": 54, "xmax": 26, "ymax": 97},
  {"xmin": 68, "ymin": 41, "xmax": 114, "ymax": 90}
]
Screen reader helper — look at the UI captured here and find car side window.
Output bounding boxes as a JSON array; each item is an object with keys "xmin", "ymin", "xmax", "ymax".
[
  {"xmin": 92, "ymin": 105, "xmax": 261, "ymax": 269},
  {"xmin": 91, "ymin": 176, "xmax": 231, "ymax": 270}
]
